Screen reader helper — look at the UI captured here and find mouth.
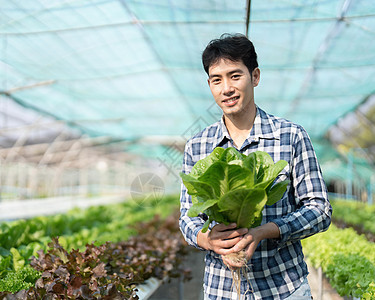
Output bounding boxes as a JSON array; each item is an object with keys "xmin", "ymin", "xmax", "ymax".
[{"xmin": 222, "ymin": 96, "xmax": 239, "ymax": 106}]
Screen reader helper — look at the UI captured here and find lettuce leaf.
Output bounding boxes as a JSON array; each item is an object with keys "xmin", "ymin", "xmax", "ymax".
[
  {"xmin": 218, "ymin": 189, "xmax": 267, "ymax": 229},
  {"xmin": 180, "ymin": 147, "xmax": 289, "ymax": 232}
]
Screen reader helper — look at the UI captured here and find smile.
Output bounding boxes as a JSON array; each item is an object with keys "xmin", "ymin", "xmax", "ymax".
[{"xmin": 222, "ymin": 96, "xmax": 239, "ymax": 106}]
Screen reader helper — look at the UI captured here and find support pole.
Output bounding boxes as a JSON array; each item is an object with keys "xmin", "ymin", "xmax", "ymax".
[
  {"xmin": 245, "ymin": 0, "xmax": 252, "ymax": 37},
  {"xmin": 178, "ymin": 276, "xmax": 184, "ymax": 300},
  {"xmin": 346, "ymin": 150, "xmax": 353, "ymax": 200},
  {"xmin": 318, "ymin": 266, "xmax": 323, "ymax": 300}
]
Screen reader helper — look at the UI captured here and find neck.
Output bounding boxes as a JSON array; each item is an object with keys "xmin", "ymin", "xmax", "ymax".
[
  {"xmin": 224, "ymin": 103, "xmax": 257, "ymax": 133},
  {"xmin": 223, "ymin": 104, "xmax": 257, "ymax": 148}
]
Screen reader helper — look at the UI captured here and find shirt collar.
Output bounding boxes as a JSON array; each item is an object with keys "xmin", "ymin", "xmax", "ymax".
[
  {"xmin": 210, "ymin": 117, "xmax": 229, "ymax": 149},
  {"xmin": 212, "ymin": 106, "xmax": 280, "ymax": 149},
  {"xmin": 250, "ymin": 106, "xmax": 280, "ymax": 141}
]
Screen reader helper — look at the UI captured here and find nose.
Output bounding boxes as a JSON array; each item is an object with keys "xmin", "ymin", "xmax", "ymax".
[{"xmin": 222, "ymin": 79, "xmax": 234, "ymax": 95}]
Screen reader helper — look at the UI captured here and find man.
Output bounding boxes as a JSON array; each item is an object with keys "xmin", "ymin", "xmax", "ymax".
[{"xmin": 179, "ymin": 33, "xmax": 332, "ymax": 300}]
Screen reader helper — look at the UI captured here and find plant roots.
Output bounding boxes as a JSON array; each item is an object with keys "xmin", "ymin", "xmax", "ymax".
[{"xmin": 222, "ymin": 250, "xmax": 254, "ymax": 300}]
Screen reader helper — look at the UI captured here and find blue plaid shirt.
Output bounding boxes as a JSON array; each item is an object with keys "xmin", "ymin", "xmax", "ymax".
[{"xmin": 179, "ymin": 106, "xmax": 332, "ymax": 300}]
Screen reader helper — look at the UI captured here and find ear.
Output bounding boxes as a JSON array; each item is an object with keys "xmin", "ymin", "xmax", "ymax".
[{"xmin": 252, "ymin": 68, "xmax": 260, "ymax": 87}]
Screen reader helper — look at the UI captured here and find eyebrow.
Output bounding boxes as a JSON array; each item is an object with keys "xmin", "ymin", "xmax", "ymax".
[{"xmin": 208, "ymin": 69, "xmax": 245, "ymax": 79}]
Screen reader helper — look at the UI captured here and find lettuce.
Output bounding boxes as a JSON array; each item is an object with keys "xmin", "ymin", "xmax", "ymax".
[{"xmin": 180, "ymin": 147, "xmax": 289, "ymax": 232}]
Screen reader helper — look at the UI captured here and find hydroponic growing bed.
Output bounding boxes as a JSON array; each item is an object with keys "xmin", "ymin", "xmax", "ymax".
[
  {"xmin": 0, "ymin": 195, "xmax": 191, "ymax": 299},
  {"xmin": 302, "ymin": 199, "xmax": 375, "ymax": 299}
]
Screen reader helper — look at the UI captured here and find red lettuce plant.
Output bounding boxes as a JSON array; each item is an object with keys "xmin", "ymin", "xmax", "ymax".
[{"xmin": 0, "ymin": 212, "xmax": 191, "ymax": 300}]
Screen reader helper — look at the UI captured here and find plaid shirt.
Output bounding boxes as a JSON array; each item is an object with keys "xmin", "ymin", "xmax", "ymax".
[{"xmin": 179, "ymin": 106, "xmax": 332, "ymax": 300}]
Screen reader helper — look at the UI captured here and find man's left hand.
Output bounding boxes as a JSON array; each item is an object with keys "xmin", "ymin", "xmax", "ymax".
[{"xmin": 221, "ymin": 222, "xmax": 280, "ymax": 269}]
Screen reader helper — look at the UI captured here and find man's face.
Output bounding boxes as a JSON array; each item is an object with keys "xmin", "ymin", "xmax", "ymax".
[{"xmin": 207, "ymin": 58, "xmax": 260, "ymax": 118}]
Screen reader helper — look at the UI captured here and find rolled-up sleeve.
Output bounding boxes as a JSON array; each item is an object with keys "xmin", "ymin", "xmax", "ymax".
[
  {"xmin": 179, "ymin": 142, "xmax": 205, "ymax": 250},
  {"xmin": 271, "ymin": 126, "xmax": 332, "ymax": 245}
]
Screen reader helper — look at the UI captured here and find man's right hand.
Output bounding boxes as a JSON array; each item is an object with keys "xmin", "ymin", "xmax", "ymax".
[{"xmin": 197, "ymin": 223, "xmax": 248, "ymax": 255}]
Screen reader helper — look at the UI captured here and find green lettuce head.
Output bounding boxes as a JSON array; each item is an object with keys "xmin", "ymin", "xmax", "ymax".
[{"xmin": 180, "ymin": 147, "xmax": 289, "ymax": 232}]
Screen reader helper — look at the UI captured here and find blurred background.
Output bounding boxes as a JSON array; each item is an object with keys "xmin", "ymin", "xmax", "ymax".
[
  {"xmin": 1, "ymin": 2, "xmax": 375, "ymax": 299},
  {"xmin": 0, "ymin": 0, "xmax": 374, "ymax": 209}
]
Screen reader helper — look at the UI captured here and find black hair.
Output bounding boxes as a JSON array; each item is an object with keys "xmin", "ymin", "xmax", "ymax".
[{"xmin": 202, "ymin": 33, "xmax": 258, "ymax": 75}]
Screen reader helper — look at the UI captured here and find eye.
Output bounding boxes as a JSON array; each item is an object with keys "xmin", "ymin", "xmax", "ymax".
[
  {"xmin": 232, "ymin": 74, "xmax": 241, "ymax": 80},
  {"xmin": 211, "ymin": 78, "xmax": 221, "ymax": 84}
]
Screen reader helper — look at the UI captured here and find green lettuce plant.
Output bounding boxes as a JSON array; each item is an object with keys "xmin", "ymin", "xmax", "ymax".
[{"xmin": 180, "ymin": 147, "xmax": 289, "ymax": 232}]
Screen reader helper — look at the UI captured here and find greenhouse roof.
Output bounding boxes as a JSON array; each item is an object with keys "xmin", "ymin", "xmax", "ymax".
[{"xmin": 1, "ymin": 0, "xmax": 375, "ymax": 168}]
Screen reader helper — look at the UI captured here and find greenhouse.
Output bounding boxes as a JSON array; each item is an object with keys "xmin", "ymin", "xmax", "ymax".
[{"xmin": 0, "ymin": 0, "xmax": 374, "ymax": 299}]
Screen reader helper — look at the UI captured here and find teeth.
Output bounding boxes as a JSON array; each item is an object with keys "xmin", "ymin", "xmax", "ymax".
[{"xmin": 225, "ymin": 97, "xmax": 238, "ymax": 102}]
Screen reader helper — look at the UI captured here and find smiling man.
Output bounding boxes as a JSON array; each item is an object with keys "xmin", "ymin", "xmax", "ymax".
[
  {"xmin": 208, "ymin": 57, "xmax": 259, "ymax": 150},
  {"xmin": 179, "ymin": 33, "xmax": 332, "ymax": 300}
]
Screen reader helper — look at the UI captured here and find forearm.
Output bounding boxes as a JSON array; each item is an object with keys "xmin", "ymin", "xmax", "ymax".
[
  {"xmin": 179, "ymin": 188, "xmax": 206, "ymax": 249},
  {"xmin": 197, "ymin": 229, "xmax": 210, "ymax": 250},
  {"xmin": 232, "ymin": 222, "xmax": 280, "ymax": 253},
  {"xmin": 179, "ymin": 208, "xmax": 205, "ymax": 250},
  {"xmin": 179, "ymin": 144, "xmax": 208, "ymax": 249},
  {"xmin": 254, "ymin": 221, "xmax": 280, "ymax": 240},
  {"xmin": 272, "ymin": 201, "xmax": 331, "ymax": 244},
  {"xmin": 284, "ymin": 126, "xmax": 332, "ymax": 243}
]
